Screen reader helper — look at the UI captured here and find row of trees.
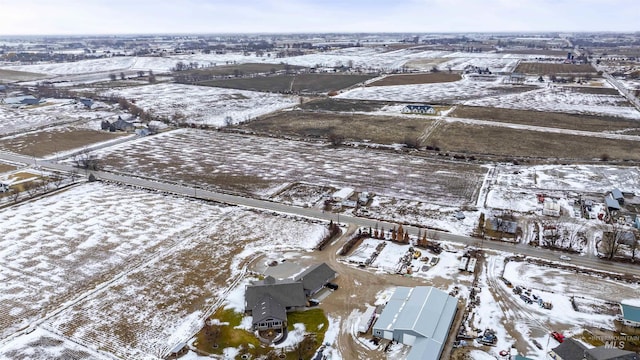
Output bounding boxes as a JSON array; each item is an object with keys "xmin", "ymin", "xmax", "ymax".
[{"xmin": 109, "ymin": 69, "xmax": 156, "ymax": 83}]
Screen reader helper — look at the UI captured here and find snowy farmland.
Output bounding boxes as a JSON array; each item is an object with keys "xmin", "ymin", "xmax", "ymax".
[
  {"xmin": 0, "ymin": 182, "xmax": 327, "ymax": 359},
  {"xmin": 99, "ymin": 83, "xmax": 298, "ymax": 126},
  {"xmin": 0, "ymin": 99, "xmax": 117, "ymax": 135},
  {"xmin": 90, "ymin": 128, "xmax": 486, "ymax": 206}
]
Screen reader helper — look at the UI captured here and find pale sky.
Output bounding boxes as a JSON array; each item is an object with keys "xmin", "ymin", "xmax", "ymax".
[{"xmin": 0, "ymin": 0, "xmax": 637, "ymax": 35}]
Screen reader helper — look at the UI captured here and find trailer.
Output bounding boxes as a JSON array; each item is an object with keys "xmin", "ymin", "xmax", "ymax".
[
  {"xmin": 466, "ymin": 258, "xmax": 477, "ymax": 273},
  {"xmin": 358, "ymin": 306, "xmax": 377, "ymax": 333},
  {"xmin": 458, "ymin": 256, "xmax": 469, "ymax": 271}
]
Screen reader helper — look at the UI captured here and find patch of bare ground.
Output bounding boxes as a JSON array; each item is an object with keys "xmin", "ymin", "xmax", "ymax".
[
  {"xmin": 450, "ymin": 105, "xmax": 640, "ymax": 133},
  {"xmin": 243, "ymin": 111, "xmax": 434, "ymax": 145},
  {"xmin": 368, "ymin": 73, "xmax": 462, "ymax": 86},
  {"xmin": 0, "ymin": 162, "xmax": 16, "ymax": 173},
  {"xmin": 426, "ymin": 122, "xmax": 640, "ymax": 161},
  {"xmin": 298, "ymin": 98, "xmax": 392, "ymax": 112},
  {"xmin": 0, "ymin": 128, "xmax": 127, "ymax": 157},
  {"xmin": 500, "ymin": 49, "xmax": 572, "ymax": 56},
  {"xmin": 515, "ymin": 62, "xmax": 597, "ymax": 74},
  {"xmin": 566, "ymin": 87, "xmax": 620, "ymax": 95}
]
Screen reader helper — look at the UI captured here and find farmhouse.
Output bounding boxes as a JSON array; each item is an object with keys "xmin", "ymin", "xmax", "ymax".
[
  {"xmin": 372, "ymin": 286, "xmax": 458, "ymax": 360},
  {"xmin": 245, "ymin": 263, "xmax": 337, "ymax": 340},
  {"xmin": 402, "ymin": 104, "xmax": 436, "ymax": 115},
  {"xmin": 620, "ymin": 299, "xmax": 640, "ymax": 328}
]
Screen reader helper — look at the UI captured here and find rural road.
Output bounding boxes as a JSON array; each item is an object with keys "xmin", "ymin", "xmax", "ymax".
[{"xmin": 1, "ymin": 150, "xmax": 639, "ymax": 279}]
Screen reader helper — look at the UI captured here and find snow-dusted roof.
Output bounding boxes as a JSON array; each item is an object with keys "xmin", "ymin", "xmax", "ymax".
[{"xmin": 332, "ymin": 187, "xmax": 354, "ymax": 200}]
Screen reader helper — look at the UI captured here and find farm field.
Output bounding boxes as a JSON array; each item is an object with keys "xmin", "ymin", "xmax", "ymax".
[
  {"xmin": 175, "ymin": 62, "xmax": 304, "ymax": 78},
  {"xmin": 0, "ymin": 100, "xmax": 117, "ymax": 136},
  {"xmin": 99, "ymin": 82, "xmax": 297, "ymax": 126},
  {"xmin": 338, "ymin": 76, "xmax": 536, "ymax": 103},
  {"xmin": 367, "ymin": 73, "xmax": 461, "ymax": 86},
  {"xmin": 450, "ymin": 105, "xmax": 640, "ymax": 133},
  {"xmin": 0, "ymin": 69, "xmax": 48, "ymax": 82},
  {"xmin": 92, "ymin": 129, "xmax": 486, "ymax": 205},
  {"xmin": 515, "ymin": 62, "xmax": 597, "ymax": 74},
  {"xmin": 461, "ymin": 85, "xmax": 640, "ymax": 119},
  {"xmin": 200, "ymin": 73, "xmax": 375, "ymax": 93},
  {"xmin": 0, "ymin": 127, "xmax": 128, "ymax": 157},
  {"xmin": 426, "ymin": 122, "xmax": 640, "ymax": 161},
  {"xmin": 0, "ymin": 162, "xmax": 16, "ymax": 173},
  {"xmin": 0, "ymin": 182, "xmax": 326, "ymax": 359},
  {"xmin": 298, "ymin": 98, "xmax": 394, "ymax": 112},
  {"xmin": 244, "ymin": 111, "xmax": 434, "ymax": 144}
]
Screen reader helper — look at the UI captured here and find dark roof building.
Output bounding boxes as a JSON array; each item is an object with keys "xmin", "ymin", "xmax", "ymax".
[
  {"xmin": 294, "ymin": 263, "xmax": 337, "ymax": 297},
  {"xmin": 548, "ymin": 338, "xmax": 588, "ymax": 360},
  {"xmin": 402, "ymin": 104, "xmax": 436, "ymax": 114},
  {"xmin": 251, "ymin": 295, "xmax": 287, "ymax": 331},
  {"xmin": 584, "ymin": 347, "xmax": 639, "ymax": 360},
  {"xmin": 245, "ymin": 276, "xmax": 306, "ymax": 311}
]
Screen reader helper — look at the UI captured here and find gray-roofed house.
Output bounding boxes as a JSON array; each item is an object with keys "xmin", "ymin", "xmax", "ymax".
[
  {"xmin": 372, "ymin": 286, "xmax": 458, "ymax": 360},
  {"xmin": 548, "ymin": 338, "xmax": 588, "ymax": 360},
  {"xmin": 584, "ymin": 347, "xmax": 639, "ymax": 360},
  {"xmin": 2, "ymin": 95, "xmax": 42, "ymax": 106},
  {"xmin": 612, "ymin": 188, "xmax": 625, "ymax": 205},
  {"xmin": 294, "ymin": 263, "xmax": 337, "ymax": 297},
  {"xmin": 111, "ymin": 116, "xmax": 135, "ymax": 132},
  {"xmin": 245, "ymin": 276, "xmax": 307, "ymax": 312},
  {"xmin": 78, "ymin": 97, "xmax": 94, "ymax": 108},
  {"xmin": 605, "ymin": 195, "xmax": 621, "ymax": 211},
  {"xmin": 251, "ymin": 295, "xmax": 287, "ymax": 331}
]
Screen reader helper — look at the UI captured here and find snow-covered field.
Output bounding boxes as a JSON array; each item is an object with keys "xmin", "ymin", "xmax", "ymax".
[
  {"xmin": 0, "ymin": 100, "xmax": 116, "ymax": 135},
  {"xmin": 339, "ymin": 75, "xmax": 640, "ymax": 119},
  {"xmin": 89, "ymin": 128, "xmax": 486, "ymax": 205},
  {"xmin": 1, "ymin": 47, "xmax": 554, "ymax": 76},
  {"xmin": 463, "ymin": 86, "xmax": 640, "ymax": 119},
  {"xmin": 99, "ymin": 83, "xmax": 298, "ymax": 126},
  {"xmin": 0, "ymin": 182, "xmax": 326, "ymax": 359}
]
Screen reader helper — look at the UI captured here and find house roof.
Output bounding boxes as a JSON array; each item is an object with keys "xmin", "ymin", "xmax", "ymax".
[
  {"xmin": 612, "ymin": 188, "xmax": 624, "ymax": 200},
  {"xmin": 621, "ymin": 300, "xmax": 640, "ymax": 323},
  {"xmin": 294, "ymin": 263, "xmax": 336, "ymax": 293},
  {"xmin": 245, "ymin": 278, "xmax": 306, "ymax": 311},
  {"xmin": 584, "ymin": 347, "xmax": 639, "ymax": 360},
  {"xmin": 252, "ymin": 295, "xmax": 287, "ymax": 325},
  {"xmin": 605, "ymin": 195, "xmax": 621, "ymax": 210},
  {"xmin": 550, "ymin": 338, "xmax": 588, "ymax": 360},
  {"xmin": 373, "ymin": 286, "xmax": 458, "ymax": 360},
  {"xmin": 332, "ymin": 187, "xmax": 354, "ymax": 199}
]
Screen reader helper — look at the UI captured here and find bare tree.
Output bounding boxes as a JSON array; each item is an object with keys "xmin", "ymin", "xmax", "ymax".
[
  {"xmin": 9, "ymin": 188, "xmax": 20, "ymax": 203},
  {"xmin": 599, "ymin": 224, "xmax": 623, "ymax": 260},
  {"xmin": 120, "ymin": 72, "xmax": 126, "ymax": 80},
  {"xmin": 74, "ymin": 150, "xmax": 101, "ymax": 171},
  {"xmin": 223, "ymin": 116, "xmax": 233, "ymax": 127},
  {"xmin": 109, "ymin": 74, "xmax": 117, "ymax": 81}
]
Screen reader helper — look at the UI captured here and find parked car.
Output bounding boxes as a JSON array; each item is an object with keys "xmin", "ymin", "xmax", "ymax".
[
  {"xmin": 325, "ymin": 282, "xmax": 339, "ymax": 290},
  {"xmin": 551, "ymin": 331, "xmax": 565, "ymax": 343},
  {"xmin": 520, "ymin": 294, "xmax": 533, "ymax": 304},
  {"xmin": 532, "ymin": 339, "xmax": 543, "ymax": 349},
  {"xmin": 559, "ymin": 255, "xmax": 572, "ymax": 261}
]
